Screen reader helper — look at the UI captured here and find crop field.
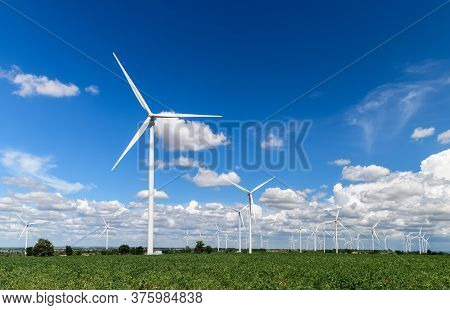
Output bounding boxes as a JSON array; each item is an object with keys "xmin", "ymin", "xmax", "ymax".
[{"xmin": 0, "ymin": 252, "xmax": 449, "ymax": 290}]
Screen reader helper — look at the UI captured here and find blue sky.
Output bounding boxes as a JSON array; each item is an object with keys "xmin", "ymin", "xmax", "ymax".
[{"xmin": 0, "ymin": 0, "xmax": 450, "ymax": 251}]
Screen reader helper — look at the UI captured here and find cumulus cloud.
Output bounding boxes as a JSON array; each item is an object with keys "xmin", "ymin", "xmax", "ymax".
[
  {"xmin": 157, "ymin": 156, "xmax": 203, "ymax": 170},
  {"xmin": 261, "ymin": 133, "xmax": 284, "ymax": 149},
  {"xmin": 342, "ymin": 165, "xmax": 390, "ymax": 182},
  {"xmin": 191, "ymin": 168, "xmax": 240, "ymax": 187},
  {"xmin": 334, "ymin": 149, "xmax": 450, "ymax": 239},
  {"xmin": 259, "ymin": 187, "xmax": 310, "ymax": 210},
  {"xmin": 135, "ymin": 190, "xmax": 169, "ymax": 199},
  {"xmin": 411, "ymin": 127, "xmax": 435, "ymax": 140},
  {"xmin": 85, "ymin": 85, "xmax": 99, "ymax": 95},
  {"xmin": 155, "ymin": 112, "xmax": 227, "ymax": 151},
  {"xmin": 0, "ymin": 150, "xmax": 85, "ymax": 193},
  {"xmin": 420, "ymin": 149, "xmax": 450, "ymax": 181},
  {"xmin": 437, "ymin": 130, "xmax": 450, "ymax": 145},
  {"xmin": 0, "ymin": 65, "xmax": 79, "ymax": 97},
  {"xmin": 328, "ymin": 159, "xmax": 351, "ymax": 166}
]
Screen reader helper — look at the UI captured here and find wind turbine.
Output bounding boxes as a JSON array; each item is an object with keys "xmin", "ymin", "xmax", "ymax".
[
  {"xmin": 111, "ymin": 53, "xmax": 222, "ymax": 255},
  {"xmin": 225, "ymin": 177, "xmax": 274, "ymax": 254},
  {"xmin": 183, "ymin": 230, "xmax": 190, "ymax": 248},
  {"xmin": 324, "ymin": 208, "xmax": 347, "ymax": 253},
  {"xmin": 297, "ymin": 222, "xmax": 306, "ymax": 253},
  {"xmin": 214, "ymin": 225, "xmax": 222, "ymax": 252},
  {"xmin": 17, "ymin": 215, "xmax": 36, "ymax": 255},
  {"xmin": 289, "ymin": 233, "xmax": 296, "ymax": 250},
  {"xmin": 370, "ymin": 221, "xmax": 380, "ymax": 251},
  {"xmin": 381, "ymin": 231, "xmax": 388, "ymax": 251},
  {"xmin": 231, "ymin": 205, "xmax": 248, "ymax": 252},
  {"xmin": 99, "ymin": 217, "xmax": 115, "ymax": 250}
]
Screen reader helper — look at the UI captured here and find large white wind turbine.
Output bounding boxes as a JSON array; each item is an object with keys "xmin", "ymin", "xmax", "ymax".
[
  {"xmin": 231, "ymin": 205, "xmax": 248, "ymax": 252},
  {"xmin": 17, "ymin": 215, "xmax": 36, "ymax": 255},
  {"xmin": 183, "ymin": 230, "xmax": 190, "ymax": 248},
  {"xmin": 111, "ymin": 53, "xmax": 222, "ymax": 255},
  {"xmin": 225, "ymin": 177, "xmax": 274, "ymax": 254},
  {"xmin": 370, "ymin": 221, "xmax": 380, "ymax": 251},
  {"xmin": 99, "ymin": 217, "xmax": 115, "ymax": 250}
]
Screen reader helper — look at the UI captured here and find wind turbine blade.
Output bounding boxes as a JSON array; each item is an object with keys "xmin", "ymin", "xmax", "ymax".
[
  {"xmin": 112, "ymin": 117, "xmax": 151, "ymax": 171},
  {"xmin": 373, "ymin": 220, "xmax": 380, "ymax": 229},
  {"xmin": 239, "ymin": 214, "xmax": 246, "ymax": 230},
  {"xmin": 17, "ymin": 214, "xmax": 27, "ymax": 225},
  {"xmin": 99, "ymin": 227, "xmax": 107, "ymax": 236},
  {"xmin": 335, "ymin": 208, "xmax": 340, "ymax": 220},
  {"xmin": 373, "ymin": 230, "xmax": 380, "ymax": 242},
  {"xmin": 112, "ymin": 52, "xmax": 151, "ymax": 115},
  {"xmin": 102, "ymin": 216, "xmax": 107, "ymax": 226},
  {"xmin": 153, "ymin": 113, "xmax": 222, "ymax": 119},
  {"xmin": 240, "ymin": 204, "xmax": 249, "ymax": 212},
  {"xmin": 18, "ymin": 226, "xmax": 27, "ymax": 240},
  {"xmin": 224, "ymin": 178, "xmax": 249, "ymax": 193},
  {"xmin": 251, "ymin": 177, "xmax": 275, "ymax": 193}
]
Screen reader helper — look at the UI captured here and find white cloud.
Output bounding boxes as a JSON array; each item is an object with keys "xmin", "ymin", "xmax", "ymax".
[
  {"xmin": 411, "ymin": 127, "xmax": 435, "ymax": 140},
  {"xmin": 157, "ymin": 156, "xmax": 203, "ymax": 169},
  {"xmin": 0, "ymin": 150, "xmax": 85, "ymax": 193},
  {"xmin": 420, "ymin": 149, "xmax": 450, "ymax": 181},
  {"xmin": 1, "ymin": 176, "xmax": 47, "ymax": 191},
  {"xmin": 261, "ymin": 133, "xmax": 284, "ymax": 149},
  {"xmin": 342, "ymin": 165, "xmax": 390, "ymax": 182},
  {"xmin": 155, "ymin": 112, "xmax": 227, "ymax": 151},
  {"xmin": 135, "ymin": 190, "xmax": 169, "ymax": 199},
  {"xmin": 333, "ymin": 149, "xmax": 450, "ymax": 238},
  {"xmin": 191, "ymin": 168, "xmax": 240, "ymax": 187},
  {"xmin": 348, "ymin": 75, "xmax": 450, "ymax": 150},
  {"xmin": 85, "ymin": 85, "xmax": 99, "ymax": 95},
  {"xmin": 328, "ymin": 159, "xmax": 351, "ymax": 166},
  {"xmin": 0, "ymin": 66, "xmax": 79, "ymax": 97},
  {"xmin": 259, "ymin": 187, "xmax": 309, "ymax": 210},
  {"xmin": 437, "ymin": 130, "xmax": 450, "ymax": 145}
]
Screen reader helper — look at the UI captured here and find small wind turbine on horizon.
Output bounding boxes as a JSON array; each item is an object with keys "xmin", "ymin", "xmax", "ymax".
[
  {"xmin": 99, "ymin": 217, "xmax": 115, "ymax": 250},
  {"xmin": 370, "ymin": 221, "xmax": 380, "ymax": 251},
  {"xmin": 214, "ymin": 224, "xmax": 222, "ymax": 252},
  {"xmin": 17, "ymin": 215, "xmax": 36, "ymax": 255},
  {"xmin": 324, "ymin": 208, "xmax": 348, "ymax": 253},
  {"xmin": 225, "ymin": 177, "xmax": 274, "ymax": 254},
  {"xmin": 111, "ymin": 52, "xmax": 222, "ymax": 255}
]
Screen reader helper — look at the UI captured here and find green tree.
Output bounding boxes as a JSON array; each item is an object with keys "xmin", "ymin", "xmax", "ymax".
[
  {"xmin": 118, "ymin": 244, "xmax": 131, "ymax": 255},
  {"xmin": 205, "ymin": 245, "xmax": 213, "ymax": 254},
  {"xmin": 25, "ymin": 247, "xmax": 33, "ymax": 256},
  {"xmin": 135, "ymin": 246, "xmax": 144, "ymax": 255},
  {"xmin": 194, "ymin": 240, "xmax": 205, "ymax": 253},
  {"xmin": 32, "ymin": 239, "xmax": 54, "ymax": 256},
  {"xmin": 65, "ymin": 246, "xmax": 73, "ymax": 256}
]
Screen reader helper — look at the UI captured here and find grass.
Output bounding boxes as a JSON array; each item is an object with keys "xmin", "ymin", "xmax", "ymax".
[{"xmin": 0, "ymin": 252, "xmax": 449, "ymax": 290}]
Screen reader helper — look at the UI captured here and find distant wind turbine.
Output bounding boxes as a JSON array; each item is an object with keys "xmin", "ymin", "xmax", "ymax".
[
  {"xmin": 111, "ymin": 52, "xmax": 222, "ymax": 255},
  {"xmin": 225, "ymin": 177, "xmax": 274, "ymax": 254},
  {"xmin": 17, "ymin": 215, "xmax": 36, "ymax": 256},
  {"xmin": 99, "ymin": 217, "xmax": 115, "ymax": 250},
  {"xmin": 370, "ymin": 221, "xmax": 380, "ymax": 251},
  {"xmin": 231, "ymin": 205, "xmax": 248, "ymax": 252}
]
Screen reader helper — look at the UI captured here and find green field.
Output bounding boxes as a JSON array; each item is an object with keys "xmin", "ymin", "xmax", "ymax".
[{"xmin": 0, "ymin": 252, "xmax": 449, "ymax": 290}]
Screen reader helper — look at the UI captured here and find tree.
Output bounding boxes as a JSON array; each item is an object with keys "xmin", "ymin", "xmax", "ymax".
[
  {"xmin": 32, "ymin": 239, "xmax": 54, "ymax": 256},
  {"xmin": 205, "ymin": 245, "xmax": 213, "ymax": 254},
  {"xmin": 65, "ymin": 246, "xmax": 73, "ymax": 256},
  {"xmin": 25, "ymin": 247, "xmax": 33, "ymax": 256},
  {"xmin": 118, "ymin": 244, "xmax": 131, "ymax": 255},
  {"xmin": 135, "ymin": 246, "xmax": 144, "ymax": 255},
  {"xmin": 194, "ymin": 241, "xmax": 205, "ymax": 253}
]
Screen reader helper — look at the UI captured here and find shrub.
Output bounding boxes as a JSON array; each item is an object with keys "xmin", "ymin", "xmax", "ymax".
[
  {"xmin": 118, "ymin": 244, "xmax": 131, "ymax": 255},
  {"xmin": 194, "ymin": 241, "xmax": 205, "ymax": 253},
  {"xmin": 65, "ymin": 246, "xmax": 73, "ymax": 256},
  {"xmin": 205, "ymin": 246, "xmax": 213, "ymax": 254},
  {"xmin": 32, "ymin": 239, "xmax": 54, "ymax": 256},
  {"xmin": 135, "ymin": 246, "xmax": 144, "ymax": 255},
  {"xmin": 25, "ymin": 247, "xmax": 33, "ymax": 256}
]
